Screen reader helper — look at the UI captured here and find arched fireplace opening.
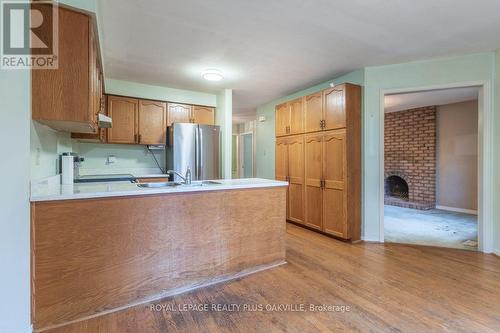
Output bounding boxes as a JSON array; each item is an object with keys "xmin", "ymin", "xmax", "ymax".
[{"xmin": 385, "ymin": 175, "xmax": 409, "ymax": 201}]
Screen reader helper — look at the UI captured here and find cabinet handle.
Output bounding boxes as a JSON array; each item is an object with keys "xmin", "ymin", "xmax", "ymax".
[
  {"xmin": 138, "ymin": 134, "xmax": 141, "ymax": 143},
  {"xmin": 320, "ymin": 120, "xmax": 325, "ymax": 129}
]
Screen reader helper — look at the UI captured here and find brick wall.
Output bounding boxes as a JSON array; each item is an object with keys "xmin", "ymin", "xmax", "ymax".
[{"xmin": 384, "ymin": 106, "xmax": 436, "ymax": 209}]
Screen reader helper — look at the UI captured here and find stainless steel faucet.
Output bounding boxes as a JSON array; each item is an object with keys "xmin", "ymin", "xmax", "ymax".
[{"xmin": 167, "ymin": 167, "xmax": 192, "ymax": 185}]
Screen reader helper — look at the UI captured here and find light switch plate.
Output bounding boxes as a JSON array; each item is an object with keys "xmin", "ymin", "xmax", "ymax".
[{"xmin": 106, "ymin": 155, "xmax": 116, "ymax": 164}]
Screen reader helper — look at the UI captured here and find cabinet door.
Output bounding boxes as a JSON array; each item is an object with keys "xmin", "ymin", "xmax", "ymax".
[
  {"xmin": 32, "ymin": 7, "xmax": 98, "ymax": 134},
  {"xmin": 288, "ymin": 98, "xmax": 304, "ymax": 135},
  {"xmin": 138, "ymin": 100, "xmax": 167, "ymax": 145},
  {"xmin": 275, "ymin": 137, "xmax": 289, "ymax": 219},
  {"xmin": 304, "ymin": 133, "xmax": 323, "ymax": 230},
  {"xmin": 287, "ymin": 135, "xmax": 305, "ymax": 225},
  {"xmin": 107, "ymin": 96, "xmax": 139, "ymax": 144},
  {"xmin": 167, "ymin": 103, "xmax": 192, "ymax": 126},
  {"xmin": 192, "ymin": 106, "xmax": 215, "ymax": 125},
  {"xmin": 89, "ymin": 24, "xmax": 99, "ymax": 130},
  {"xmin": 304, "ymin": 92, "xmax": 323, "ymax": 133},
  {"xmin": 323, "ymin": 85, "xmax": 346, "ymax": 130},
  {"xmin": 322, "ymin": 130, "xmax": 347, "ymax": 238},
  {"xmin": 275, "ymin": 103, "xmax": 290, "ymax": 137}
]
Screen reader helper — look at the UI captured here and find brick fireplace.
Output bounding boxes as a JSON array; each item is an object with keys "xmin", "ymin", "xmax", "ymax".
[{"xmin": 384, "ymin": 106, "xmax": 436, "ymax": 210}]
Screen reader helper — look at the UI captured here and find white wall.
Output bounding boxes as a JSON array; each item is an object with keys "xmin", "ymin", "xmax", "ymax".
[
  {"xmin": 436, "ymin": 100, "xmax": 478, "ymax": 212},
  {"xmin": 0, "ymin": 71, "xmax": 31, "ymax": 332},
  {"xmin": 216, "ymin": 89, "xmax": 233, "ymax": 179}
]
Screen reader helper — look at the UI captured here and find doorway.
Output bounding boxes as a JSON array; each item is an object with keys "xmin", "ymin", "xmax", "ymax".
[
  {"xmin": 231, "ymin": 122, "xmax": 256, "ymax": 179},
  {"xmin": 382, "ymin": 86, "xmax": 486, "ymax": 250},
  {"xmin": 240, "ymin": 133, "xmax": 254, "ymax": 178}
]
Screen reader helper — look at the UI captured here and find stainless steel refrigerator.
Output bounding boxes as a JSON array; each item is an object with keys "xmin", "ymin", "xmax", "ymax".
[{"xmin": 165, "ymin": 123, "xmax": 221, "ymax": 181}]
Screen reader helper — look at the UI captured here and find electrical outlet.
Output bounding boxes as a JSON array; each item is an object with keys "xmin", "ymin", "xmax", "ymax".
[
  {"xmin": 35, "ymin": 148, "xmax": 41, "ymax": 166},
  {"xmin": 106, "ymin": 155, "xmax": 116, "ymax": 165}
]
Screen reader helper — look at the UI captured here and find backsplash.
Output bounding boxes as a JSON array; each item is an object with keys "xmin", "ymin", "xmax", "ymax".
[
  {"xmin": 75, "ymin": 142, "xmax": 165, "ymax": 175},
  {"xmin": 30, "ymin": 121, "xmax": 76, "ymax": 180},
  {"xmin": 30, "ymin": 121, "xmax": 166, "ymax": 180}
]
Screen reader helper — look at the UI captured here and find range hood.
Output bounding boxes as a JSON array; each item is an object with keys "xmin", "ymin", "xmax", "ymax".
[{"xmin": 98, "ymin": 113, "xmax": 112, "ymax": 128}]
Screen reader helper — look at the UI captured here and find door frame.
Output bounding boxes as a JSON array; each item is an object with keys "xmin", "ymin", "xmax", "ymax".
[
  {"xmin": 239, "ymin": 131, "xmax": 255, "ymax": 178},
  {"xmin": 378, "ymin": 80, "xmax": 493, "ymax": 253},
  {"xmin": 232, "ymin": 133, "xmax": 240, "ymax": 179}
]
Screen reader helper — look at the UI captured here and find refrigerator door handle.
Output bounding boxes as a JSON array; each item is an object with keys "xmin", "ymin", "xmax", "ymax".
[
  {"xmin": 197, "ymin": 126, "xmax": 203, "ymax": 180},
  {"xmin": 194, "ymin": 126, "xmax": 199, "ymax": 180}
]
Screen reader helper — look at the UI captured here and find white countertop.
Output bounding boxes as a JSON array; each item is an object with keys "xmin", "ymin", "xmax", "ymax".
[{"xmin": 30, "ymin": 178, "xmax": 288, "ymax": 202}]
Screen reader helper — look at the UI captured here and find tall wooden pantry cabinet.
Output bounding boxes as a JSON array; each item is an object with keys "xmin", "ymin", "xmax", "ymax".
[{"xmin": 275, "ymin": 83, "xmax": 361, "ymax": 241}]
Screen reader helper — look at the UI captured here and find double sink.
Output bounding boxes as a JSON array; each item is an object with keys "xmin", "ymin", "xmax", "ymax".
[{"xmin": 136, "ymin": 180, "xmax": 221, "ymax": 188}]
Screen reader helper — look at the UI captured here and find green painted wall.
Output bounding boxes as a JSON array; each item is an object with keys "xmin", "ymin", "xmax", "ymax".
[
  {"xmin": 105, "ymin": 79, "xmax": 217, "ymax": 106},
  {"xmin": 0, "ymin": 68, "xmax": 31, "ymax": 333},
  {"xmin": 495, "ymin": 49, "xmax": 500, "ymax": 253},
  {"xmin": 255, "ymin": 69, "xmax": 365, "ymax": 179},
  {"xmin": 363, "ymin": 53, "xmax": 495, "ymax": 243}
]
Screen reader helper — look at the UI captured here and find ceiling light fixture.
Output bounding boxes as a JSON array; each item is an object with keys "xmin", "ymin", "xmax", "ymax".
[{"xmin": 202, "ymin": 69, "xmax": 224, "ymax": 81}]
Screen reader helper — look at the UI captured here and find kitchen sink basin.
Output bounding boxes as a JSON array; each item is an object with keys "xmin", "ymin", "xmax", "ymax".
[
  {"xmin": 136, "ymin": 181, "xmax": 181, "ymax": 188},
  {"xmin": 180, "ymin": 180, "xmax": 222, "ymax": 187}
]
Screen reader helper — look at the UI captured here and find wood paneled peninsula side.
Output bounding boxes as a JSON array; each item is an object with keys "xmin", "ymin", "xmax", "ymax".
[{"xmin": 30, "ymin": 179, "xmax": 287, "ymax": 331}]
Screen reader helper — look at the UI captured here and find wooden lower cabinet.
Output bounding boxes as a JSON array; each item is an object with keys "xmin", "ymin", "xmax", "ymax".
[
  {"xmin": 136, "ymin": 177, "xmax": 169, "ymax": 183},
  {"xmin": 31, "ymin": 187, "xmax": 286, "ymax": 330},
  {"xmin": 275, "ymin": 135, "xmax": 305, "ymax": 224}
]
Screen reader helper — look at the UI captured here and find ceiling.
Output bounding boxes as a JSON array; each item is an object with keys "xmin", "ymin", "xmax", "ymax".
[
  {"xmin": 98, "ymin": 0, "xmax": 500, "ymax": 119},
  {"xmin": 385, "ymin": 87, "xmax": 479, "ymax": 112}
]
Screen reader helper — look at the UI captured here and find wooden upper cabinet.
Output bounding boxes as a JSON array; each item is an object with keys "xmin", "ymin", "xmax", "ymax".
[
  {"xmin": 107, "ymin": 96, "xmax": 138, "ymax": 144},
  {"xmin": 304, "ymin": 133, "xmax": 323, "ymax": 230},
  {"xmin": 288, "ymin": 98, "xmax": 304, "ymax": 135},
  {"xmin": 304, "ymin": 92, "xmax": 323, "ymax": 133},
  {"xmin": 138, "ymin": 100, "xmax": 167, "ymax": 145},
  {"xmin": 167, "ymin": 103, "xmax": 191, "ymax": 126},
  {"xmin": 192, "ymin": 106, "xmax": 215, "ymax": 125},
  {"xmin": 323, "ymin": 85, "xmax": 346, "ymax": 130},
  {"xmin": 32, "ymin": 6, "xmax": 101, "ymax": 134},
  {"xmin": 287, "ymin": 135, "xmax": 305, "ymax": 225},
  {"xmin": 275, "ymin": 103, "xmax": 290, "ymax": 137},
  {"xmin": 322, "ymin": 130, "xmax": 347, "ymax": 238}
]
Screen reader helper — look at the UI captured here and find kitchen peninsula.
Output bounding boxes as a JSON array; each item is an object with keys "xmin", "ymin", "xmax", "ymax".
[{"xmin": 30, "ymin": 178, "xmax": 287, "ymax": 331}]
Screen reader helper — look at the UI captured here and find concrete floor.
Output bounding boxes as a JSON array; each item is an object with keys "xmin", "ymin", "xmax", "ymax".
[{"xmin": 384, "ymin": 205, "xmax": 478, "ymax": 250}]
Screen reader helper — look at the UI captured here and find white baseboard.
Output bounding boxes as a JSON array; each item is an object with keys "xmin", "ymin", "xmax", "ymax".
[
  {"xmin": 435, "ymin": 205, "xmax": 478, "ymax": 215},
  {"xmin": 493, "ymin": 249, "xmax": 500, "ymax": 257}
]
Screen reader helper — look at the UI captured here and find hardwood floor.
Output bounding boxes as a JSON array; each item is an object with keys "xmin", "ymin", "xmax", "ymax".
[{"xmin": 44, "ymin": 223, "xmax": 500, "ymax": 333}]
